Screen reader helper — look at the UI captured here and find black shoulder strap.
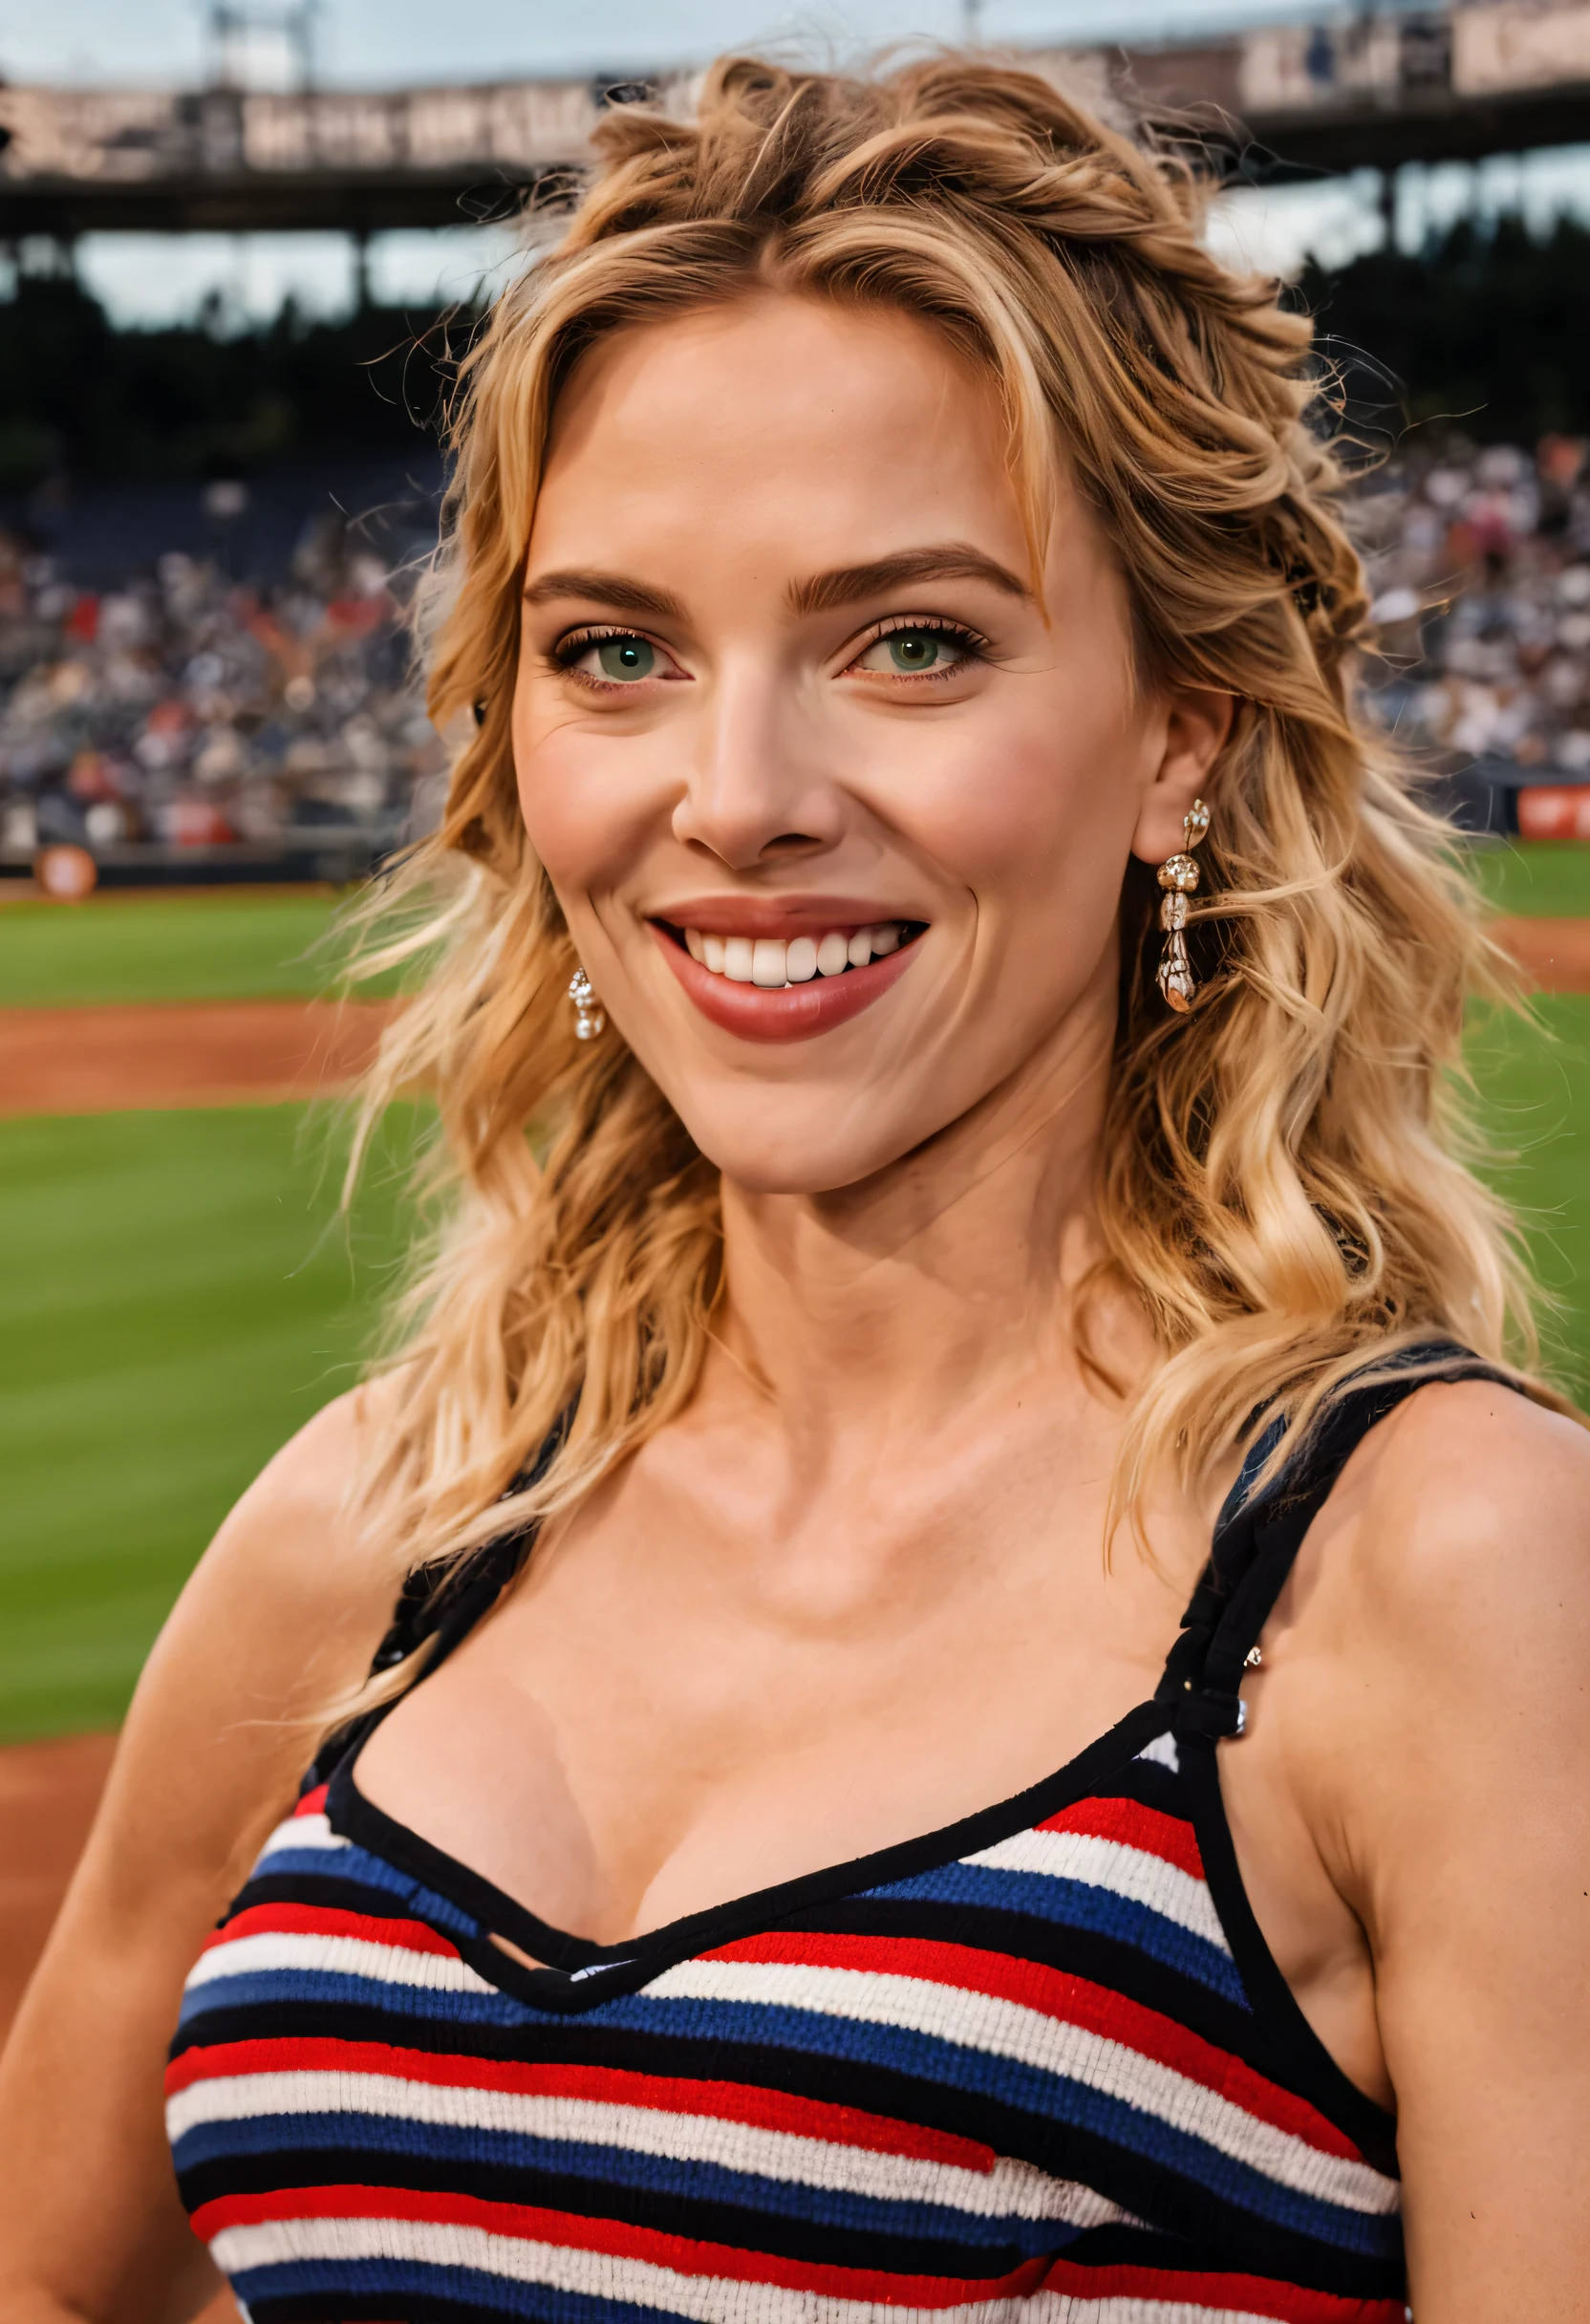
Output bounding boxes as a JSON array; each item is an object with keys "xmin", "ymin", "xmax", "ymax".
[
  {"xmin": 367, "ymin": 1406, "xmax": 575, "ymax": 1677},
  {"xmin": 1157, "ymin": 1343, "xmax": 1518, "ymax": 1743},
  {"xmin": 310, "ymin": 1409, "xmax": 573, "ymax": 1783}
]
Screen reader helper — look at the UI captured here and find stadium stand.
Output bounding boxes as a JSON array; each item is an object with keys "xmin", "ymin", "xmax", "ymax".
[
  {"xmin": 1362, "ymin": 433, "xmax": 1590, "ymax": 835},
  {"xmin": 0, "ymin": 470, "xmax": 447, "ymax": 887},
  {"xmin": 2, "ymin": 434, "xmax": 1587, "ymax": 889}
]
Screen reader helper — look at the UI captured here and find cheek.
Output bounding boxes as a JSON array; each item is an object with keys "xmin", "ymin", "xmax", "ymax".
[
  {"xmin": 892, "ymin": 684, "xmax": 1148, "ymax": 936},
  {"xmin": 511, "ymin": 702, "xmax": 659, "ymax": 899}
]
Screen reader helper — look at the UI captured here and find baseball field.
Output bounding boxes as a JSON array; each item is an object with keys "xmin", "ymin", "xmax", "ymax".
[
  {"xmin": 0, "ymin": 853, "xmax": 1587, "ymax": 2040},
  {"xmin": 4, "ymin": 858, "xmax": 1590, "ymax": 1745}
]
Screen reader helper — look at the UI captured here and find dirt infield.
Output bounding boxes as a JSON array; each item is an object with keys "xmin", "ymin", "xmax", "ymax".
[
  {"xmin": 0, "ymin": 997, "xmax": 396, "ymax": 1116},
  {"xmin": 0, "ymin": 913, "xmax": 1583, "ymax": 2290},
  {"xmin": 0, "ymin": 917, "xmax": 1585, "ymax": 1123},
  {"xmin": 0, "ymin": 1731, "xmax": 118, "ymax": 2038},
  {"xmin": 1496, "ymin": 915, "xmax": 1590, "ymax": 992}
]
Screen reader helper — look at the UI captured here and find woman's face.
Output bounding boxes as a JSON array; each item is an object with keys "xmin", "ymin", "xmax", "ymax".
[{"xmin": 514, "ymin": 293, "xmax": 1224, "ymax": 1194}]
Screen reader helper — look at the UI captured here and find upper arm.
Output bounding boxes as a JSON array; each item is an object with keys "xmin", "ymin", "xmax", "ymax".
[
  {"xmin": 0, "ymin": 1388, "xmax": 403, "ymax": 2324},
  {"xmin": 1327, "ymin": 1385, "xmax": 1590, "ymax": 2318}
]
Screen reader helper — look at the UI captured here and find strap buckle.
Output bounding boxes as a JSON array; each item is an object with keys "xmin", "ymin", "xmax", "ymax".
[{"xmin": 1174, "ymin": 1684, "xmax": 1248, "ymax": 1741}]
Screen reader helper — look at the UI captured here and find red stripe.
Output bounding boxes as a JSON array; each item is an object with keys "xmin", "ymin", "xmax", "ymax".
[
  {"xmin": 192, "ymin": 2183, "xmax": 1050, "ymax": 2304},
  {"xmin": 699, "ymin": 1930, "xmax": 1366, "ymax": 2163},
  {"xmin": 293, "ymin": 1784, "xmax": 330, "ymax": 1818},
  {"xmin": 202, "ymin": 1902, "xmax": 462, "ymax": 1961},
  {"xmin": 163, "ymin": 2037, "xmax": 994, "ymax": 2170},
  {"xmin": 1038, "ymin": 2254, "xmax": 1407, "ymax": 2322},
  {"xmin": 1037, "ymin": 1794, "xmax": 1207, "ymax": 1883}
]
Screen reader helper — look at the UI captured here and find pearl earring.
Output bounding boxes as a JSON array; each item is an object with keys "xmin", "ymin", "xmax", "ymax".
[
  {"xmin": 568, "ymin": 967, "xmax": 606, "ymax": 1041},
  {"xmin": 1156, "ymin": 797, "xmax": 1211, "ymax": 1015}
]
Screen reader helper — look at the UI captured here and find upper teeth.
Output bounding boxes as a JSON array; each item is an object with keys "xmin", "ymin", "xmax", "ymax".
[{"xmin": 684, "ymin": 923, "xmax": 903, "ymax": 985}]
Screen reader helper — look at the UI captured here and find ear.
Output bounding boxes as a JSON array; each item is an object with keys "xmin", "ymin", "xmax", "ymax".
[{"xmin": 1128, "ymin": 686, "xmax": 1235, "ymax": 866}]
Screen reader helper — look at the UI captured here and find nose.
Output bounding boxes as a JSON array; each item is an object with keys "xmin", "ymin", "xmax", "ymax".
[{"xmin": 670, "ymin": 658, "xmax": 845, "ymax": 870}]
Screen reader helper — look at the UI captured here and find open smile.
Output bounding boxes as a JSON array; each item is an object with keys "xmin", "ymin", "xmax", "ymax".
[{"xmin": 649, "ymin": 911, "xmax": 927, "ymax": 1044}]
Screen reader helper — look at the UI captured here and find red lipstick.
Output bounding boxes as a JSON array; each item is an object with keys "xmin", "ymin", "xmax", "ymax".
[{"xmin": 650, "ymin": 921, "xmax": 921, "ymax": 1044}]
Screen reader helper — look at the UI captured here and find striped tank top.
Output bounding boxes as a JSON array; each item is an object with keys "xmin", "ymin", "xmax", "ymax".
[{"xmin": 168, "ymin": 1350, "xmax": 1501, "ymax": 2321}]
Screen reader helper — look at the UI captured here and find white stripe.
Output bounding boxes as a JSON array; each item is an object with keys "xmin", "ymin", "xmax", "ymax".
[
  {"xmin": 183, "ymin": 1930, "xmax": 497, "ymax": 1996},
  {"xmin": 168, "ymin": 2069, "xmax": 1128, "ymax": 2229},
  {"xmin": 256, "ymin": 1812, "xmax": 351, "ymax": 1859},
  {"xmin": 959, "ymin": 1831, "xmax": 1229, "ymax": 1957},
  {"xmin": 208, "ymin": 2211, "xmax": 1274, "ymax": 2323},
  {"xmin": 1134, "ymin": 1732, "xmax": 1180, "ymax": 1775},
  {"xmin": 644, "ymin": 1959, "xmax": 1398, "ymax": 2218}
]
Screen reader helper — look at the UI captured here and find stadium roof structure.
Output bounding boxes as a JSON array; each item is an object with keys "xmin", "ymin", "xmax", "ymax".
[{"xmin": 1, "ymin": 1, "xmax": 1589, "ymax": 239}]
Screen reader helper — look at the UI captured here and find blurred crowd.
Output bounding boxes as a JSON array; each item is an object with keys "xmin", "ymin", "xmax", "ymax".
[
  {"xmin": 2, "ymin": 438, "xmax": 1588, "ymax": 881},
  {"xmin": 0, "ymin": 507, "xmax": 447, "ymax": 873},
  {"xmin": 1361, "ymin": 434, "xmax": 1590, "ymax": 797}
]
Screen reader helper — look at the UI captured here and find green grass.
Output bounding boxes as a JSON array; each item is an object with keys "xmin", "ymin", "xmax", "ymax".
[
  {"xmin": 1467, "ymin": 994, "xmax": 1590, "ymax": 1402},
  {"xmin": 0, "ymin": 1102, "xmax": 422, "ymax": 1743},
  {"xmin": 1470, "ymin": 840, "xmax": 1590, "ymax": 919},
  {"xmin": 0, "ymin": 890, "xmax": 369, "ymax": 1007}
]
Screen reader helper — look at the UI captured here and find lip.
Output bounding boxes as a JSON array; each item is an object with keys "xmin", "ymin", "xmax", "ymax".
[
  {"xmin": 648, "ymin": 894, "xmax": 914, "ymax": 941},
  {"xmin": 650, "ymin": 921, "xmax": 921, "ymax": 1044}
]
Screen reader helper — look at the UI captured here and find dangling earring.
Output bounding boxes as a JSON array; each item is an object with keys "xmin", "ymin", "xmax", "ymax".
[
  {"xmin": 1156, "ymin": 797, "xmax": 1211, "ymax": 1015},
  {"xmin": 568, "ymin": 967, "xmax": 606, "ymax": 1041}
]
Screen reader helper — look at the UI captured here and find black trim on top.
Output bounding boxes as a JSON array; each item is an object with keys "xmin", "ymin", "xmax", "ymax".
[
  {"xmin": 324, "ymin": 1699, "xmax": 1169, "ymax": 2015},
  {"xmin": 310, "ymin": 1411, "xmax": 576, "ymax": 1787},
  {"xmin": 277, "ymin": 1341, "xmax": 1516, "ymax": 2210},
  {"xmin": 1155, "ymin": 1344, "xmax": 1523, "ymax": 2181},
  {"xmin": 1177, "ymin": 1729, "xmax": 1403, "ymax": 2182}
]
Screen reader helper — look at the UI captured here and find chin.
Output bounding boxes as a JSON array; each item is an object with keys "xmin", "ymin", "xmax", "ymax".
[{"xmin": 670, "ymin": 1094, "xmax": 927, "ymax": 1200}]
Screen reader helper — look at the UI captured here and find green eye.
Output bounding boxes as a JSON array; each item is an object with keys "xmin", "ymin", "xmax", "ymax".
[
  {"xmin": 854, "ymin": 626, "xmax": 972, "ymax": 678},
  {"xmin": 888, "ymin": 632, "xmax": 943, "ymax": 670},
  {"xmin": 595, "ymin": 636, "xmax": 655, "ymax": 680}
]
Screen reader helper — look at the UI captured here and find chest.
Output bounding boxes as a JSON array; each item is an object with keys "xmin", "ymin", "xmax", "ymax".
[{"xmin": 354, "ymin": 1452, "xmax": 1201, "ymax": 1950}]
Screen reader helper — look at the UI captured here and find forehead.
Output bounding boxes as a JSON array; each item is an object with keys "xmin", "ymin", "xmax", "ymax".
[{"xmin": 531, "ymin": 294, "xmax": 1032, "ymax": 570}]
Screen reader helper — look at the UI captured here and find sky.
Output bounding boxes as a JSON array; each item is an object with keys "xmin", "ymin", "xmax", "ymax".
[
  {"xmin": 5, "ymin": 0, "xmax": 1589, "ymax": 326},
  {"xmin": 0, "ymin": 0, "xmax": 1436, "ymax": 90}
]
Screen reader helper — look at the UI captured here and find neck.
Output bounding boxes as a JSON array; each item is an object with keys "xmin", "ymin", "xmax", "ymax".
[{"xmin": 715, "ymin": 980, "xmax": 1139, "ymax": 1450}]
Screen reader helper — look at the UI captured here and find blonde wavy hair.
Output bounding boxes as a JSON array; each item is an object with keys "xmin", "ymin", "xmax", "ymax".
[{"xmin": 343, "ymin": 51, "xmax": 1558, "ymax": 1612}]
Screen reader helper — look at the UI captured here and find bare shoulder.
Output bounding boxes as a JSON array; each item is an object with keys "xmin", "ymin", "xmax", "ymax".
[
  {"xmin": 95, "ymin": 1378, "xmax": 410, "ymax": 1892},
  {"xmin": 1322, "ymin": 1376, "xmax": 1590, "ymax": 1728},
  {"xmin": 1348, "ymin": 1376, "xmax": 1589, "ymax": 1595}
]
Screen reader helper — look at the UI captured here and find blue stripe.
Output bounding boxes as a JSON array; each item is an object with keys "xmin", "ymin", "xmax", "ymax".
[
  {"xmin": 241, "ymin": 1848, "xmax": 483, "ymax": 1943},
  {"xmin": 861, "ymin": 1861, "xmax": 1250, "ymax": 2007},
  {"xmin": 172, "ymin": 2109, "xmax": 1083, "ymax": 2255},
  {"xmin": 227, "ymin": 2251, "xmax": 703, "ymax": 2324},
  {"xmin": 178, "ymin": 1968, "xmax": 533, "ymax": 2033},
  {"xmin": 569, "ymin": 1994, "xmax": 1399, "ymax": 2259}
]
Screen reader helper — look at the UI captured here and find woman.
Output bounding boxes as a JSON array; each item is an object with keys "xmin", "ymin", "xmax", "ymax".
[{"xmin": 1, "ymin": 54, "xmax": 1586, "ymax": 2324}]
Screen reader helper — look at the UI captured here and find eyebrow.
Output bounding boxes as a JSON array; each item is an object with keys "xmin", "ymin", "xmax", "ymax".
[
  {"xmin": 523, "ymin": 545, "xmax": 1032, "ymax": 627},
  {"xmin": 788, "ymin": 544, "xmax": 1033, "ymax": 616},
  {"xmin": 522, "ymin": 569, "xmax": 688, "ymax": 620}
]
